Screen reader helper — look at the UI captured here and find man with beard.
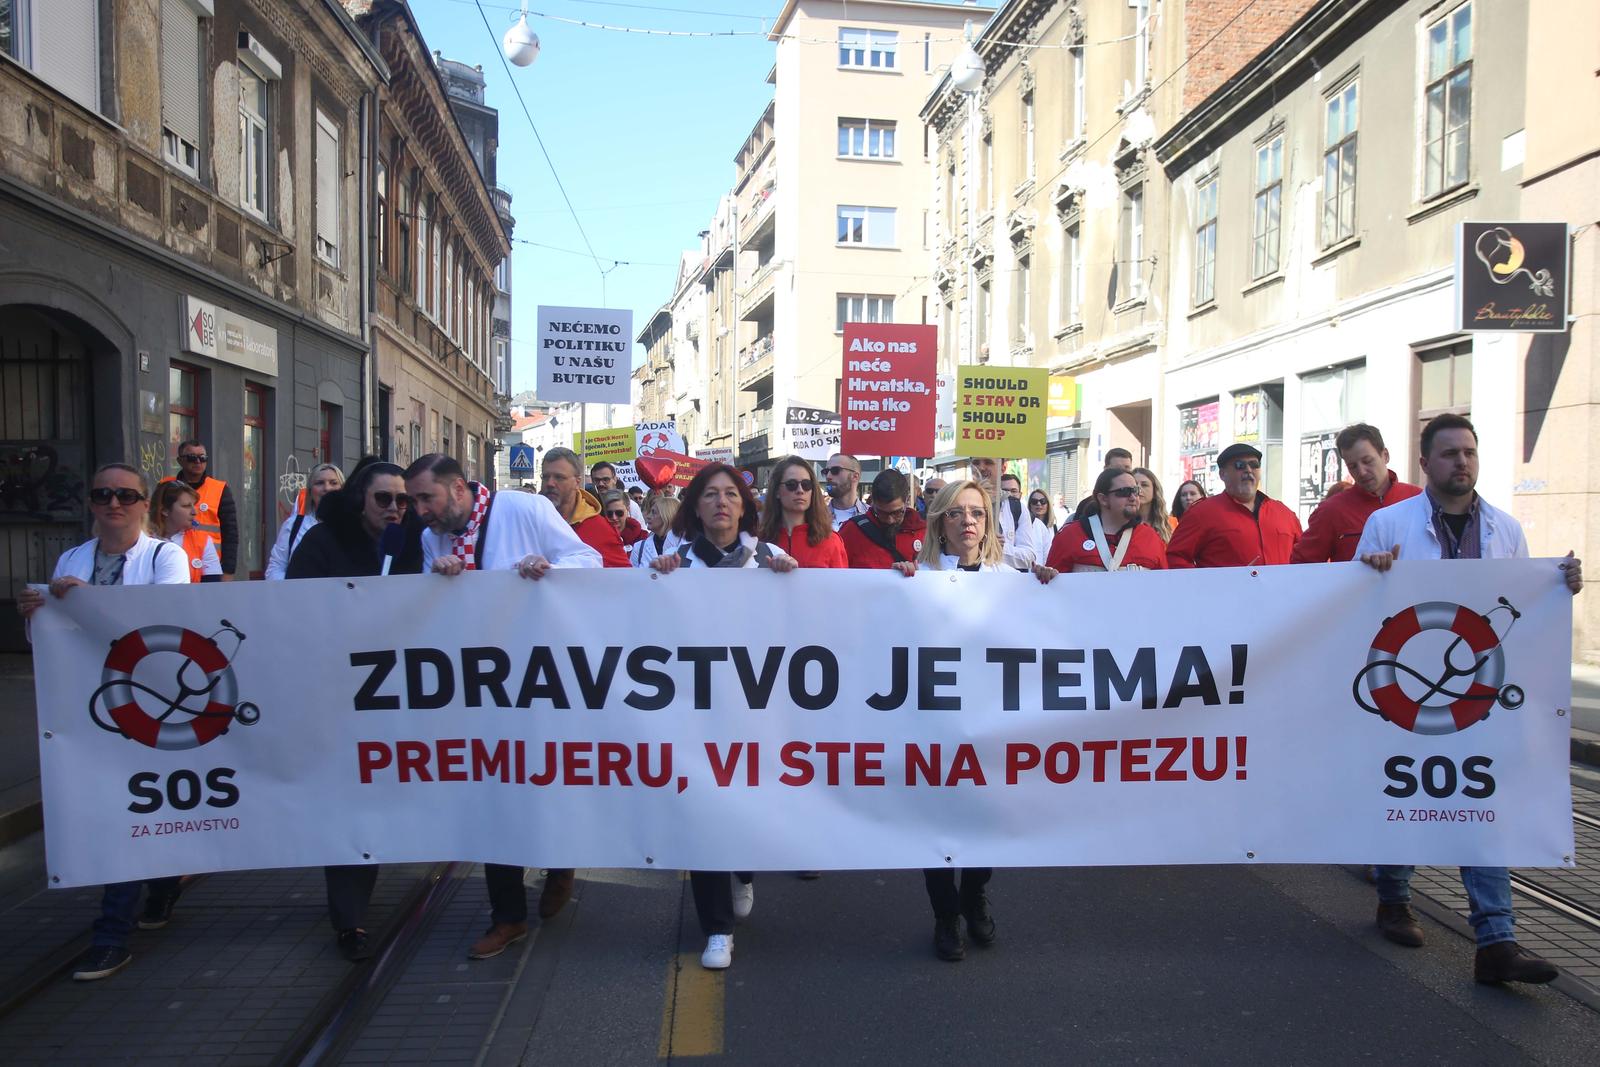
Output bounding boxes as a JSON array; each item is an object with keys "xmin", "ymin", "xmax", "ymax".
[
  {"xmin": 542, "ymin": 447, "xmax": 630, "ymax": 567},
  {"xmin": 1166, "ymin": 443, "xmax": 1300, "ymax": 568},
  {"xmin": 403, "ymin": 453, "xmax": 602, "ymax": 959},
  {"xmin": 839, "ymin": 469, "xmax": 927, "ymax": 568}
]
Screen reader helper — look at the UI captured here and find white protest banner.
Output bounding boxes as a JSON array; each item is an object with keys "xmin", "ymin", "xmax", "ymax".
[
  {"xmin": 696, "ymin": 446, "xmax": 734, "ymax": 465},
  {"xmin": 636, "ymin": 420, "xmax": 685, "ymax": 457},
  {"xmin": 30, "ymin": 560, "xmax": 1573, "ymax": 887},
  {"xmin": 784, "ymin": 405, "xmax": 842, "ymax": 461},
  {"xmin": 536, "ymin": 305, "xmax": 633, "ymax": 404}
]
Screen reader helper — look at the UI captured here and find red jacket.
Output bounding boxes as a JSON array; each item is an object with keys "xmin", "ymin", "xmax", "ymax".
[
  {"xmin": 770, "ymin": 525, "xmax": 849, "ymax": 568},
  {"xmin": 1291, "ymin": 475, "xmax": 1422, "ymax": 563},
  {"xmin": 619, "ymin": 517, "xmax": 649, "ymax": 547},
  {"xmin": 1045, "ymin": 519, "xmax": 1168, "ymax": 571},
  {"xmin": 1166, "ymin": 491, "xmax": 1302, "ymax": 568},
  {"xmin": 839, "ymin": 510, "xmax": 928, "ymax": 568}
]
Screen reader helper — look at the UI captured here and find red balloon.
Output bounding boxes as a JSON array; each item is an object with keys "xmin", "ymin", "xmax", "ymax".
[{"xmin": 636, "ymin": 455, "xmax": 678, "ymax": 489}]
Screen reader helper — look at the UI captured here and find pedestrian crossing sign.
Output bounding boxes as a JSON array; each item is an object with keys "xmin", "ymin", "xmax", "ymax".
[{"xmin": 508, "ymin": 444, "xmax": 536, "ymax": 473}]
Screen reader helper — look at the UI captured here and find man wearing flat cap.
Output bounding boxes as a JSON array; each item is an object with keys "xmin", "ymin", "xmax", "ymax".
[{"xmin": 1167, "ymin": 442, "xmax": 1301, "ymax": 568}]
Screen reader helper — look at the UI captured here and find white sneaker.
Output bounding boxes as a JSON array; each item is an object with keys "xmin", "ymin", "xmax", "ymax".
[
  {"xmin": 701, "ymin": 933, "xmax": 733, "ymax": 969},
  {"xmin": 732, "ymin": 880, "xmax": 754, "ymax": 921}
]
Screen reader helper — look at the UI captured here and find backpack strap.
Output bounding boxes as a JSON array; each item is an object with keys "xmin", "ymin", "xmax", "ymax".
[
  {"xmin": 849, "ymin": 513, "xmax": 906, "ymax": 563},
  {"xmin": 289, "ymin": 513, "xmax": 306, "ymax": 548}
]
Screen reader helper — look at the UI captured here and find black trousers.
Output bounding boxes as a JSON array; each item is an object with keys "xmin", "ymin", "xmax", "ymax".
[
  {"xmin": 922, "ymin": 867, "xmax": 992, "ymax": 919},
  {"xmin": 689, "ymin": 871, "xmax": 754, "ymax": 936},
  {"xmin": 484, "ymin": 863, "xmax": 528, "ymax": 925},
  {"xmin": 325, "ymin": 865, "xmax": 379, "ymax": 933}
]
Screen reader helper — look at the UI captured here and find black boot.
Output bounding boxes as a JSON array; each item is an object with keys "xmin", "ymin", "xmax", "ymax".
[
  {"xmin": 963, "ymin": 894, "xmax": 995, "ymax": 946},
  {"xmin": 933, "ymin": 916, "xmax": 965, "ymax": 961},
  {"xmin": 1474, "ymin": 941, "xmax": 1557, "ymax": 984},
  {"xmin": 1375, "ymin": 901, "xmax": 1424, "ymax": 947}
]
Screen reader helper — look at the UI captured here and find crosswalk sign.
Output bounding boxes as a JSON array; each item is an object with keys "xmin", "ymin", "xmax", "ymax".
[{"xmin": 508, "ymin": 444, "xmax": 536, "ymax": 473}]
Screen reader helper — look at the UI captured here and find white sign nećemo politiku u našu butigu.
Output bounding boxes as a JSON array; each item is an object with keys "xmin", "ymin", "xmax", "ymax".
[
  {"xmin": 28, "ymin": 560, "xmax": 1576, "ymax": 887},
  {"xmin": 535, "ymin": 304, "xmax": 634, "ymax": 404}
]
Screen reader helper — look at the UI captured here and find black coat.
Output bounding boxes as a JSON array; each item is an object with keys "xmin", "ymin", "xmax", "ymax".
[{"xmin": 285, "ymin": 488, "xmax": 424, "ymax": 579}]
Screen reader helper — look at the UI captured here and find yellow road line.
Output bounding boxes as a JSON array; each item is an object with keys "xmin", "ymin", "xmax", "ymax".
[{"xmin": 657, "ymin": 951, "xmax": 725, "ymax": 1059}]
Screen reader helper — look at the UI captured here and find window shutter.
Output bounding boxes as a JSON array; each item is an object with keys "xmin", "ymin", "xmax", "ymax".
[
  {"xmin": 315, "ymin": 111, "xmax": 340, "ymax": 264},
  {"xmin": 160, "ymin": 0, "xmax": 202, "ymax": 147},
  {"xmin": 31, "ymin": 0, "xmax": 101, "ymax": 113}
]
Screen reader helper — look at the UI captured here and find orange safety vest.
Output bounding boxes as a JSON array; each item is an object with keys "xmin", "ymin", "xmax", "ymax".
[
  {"xmin": 161, "ymin": 475, "xmax": 226, "ymax": 546},
  {"xmin": 178, "ymin": 528, "xmax": 212, "ymax": 582}
]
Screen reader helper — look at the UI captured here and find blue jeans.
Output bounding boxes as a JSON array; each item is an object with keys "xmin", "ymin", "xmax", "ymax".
[
  {"xmin": 92, "ymin": 878, "xmax": 182, "ymax": 948},
  {"xmin": 1375, "ymin": 865, "xmax": 1515, "ymax": 947}
]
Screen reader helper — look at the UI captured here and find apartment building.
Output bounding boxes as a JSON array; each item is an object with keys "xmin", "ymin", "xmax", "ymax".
[
  {"xmin": 0, "ymin": 0, "xmax": 386, "ymax": 627},
  {"xmin": 350, "ymin": 0, "xmax": 509, "ymax": 482}
]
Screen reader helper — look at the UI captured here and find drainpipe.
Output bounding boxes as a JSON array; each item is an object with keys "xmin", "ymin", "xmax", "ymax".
[{"xmin": 359, "ymin": 86, "xmax": 377, "ymax": 456}]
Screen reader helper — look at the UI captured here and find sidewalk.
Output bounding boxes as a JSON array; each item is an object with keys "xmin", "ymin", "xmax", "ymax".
[{"xmin": 0, "ymin": 656, "xmax": 40, "ymax": 846}]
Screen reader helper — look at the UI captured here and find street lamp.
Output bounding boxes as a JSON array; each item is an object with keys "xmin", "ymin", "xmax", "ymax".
[
  {"xmin": 950, "ymin": 20, "xmax": 985, "ymax": 93},
  {"xmin": 503, "ymin": 7, "xmax": 540, "ymax": 67}
]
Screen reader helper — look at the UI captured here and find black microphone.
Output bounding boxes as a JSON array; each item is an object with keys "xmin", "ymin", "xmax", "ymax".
[{"xmin": 379, "ymin": 523, "xmax": 406, "ymax": 576}]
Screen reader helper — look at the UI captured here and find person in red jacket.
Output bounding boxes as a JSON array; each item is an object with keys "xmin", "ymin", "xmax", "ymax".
[
  {"xmin": 1291, "ymin": 423, "xmax": 1421, "ymax": 563},
  {"xmin": 839, "ymin": 468, "xmax": 928, "ymax": 569},
  {"xmin": 1167, "ymin": 443, "xmax": 1301, "ymax": 567},
  {"xmin": 1045, "ymin": 468, "xmax": 1168, "ymax": 572},
  {"xmin": 757, "ymin": 456, "xmax": 848, "ymax": 568},
  {"xmin": 601, "ymin": 490, "xmax": 649, "ymax": 548},
  {"xmin": 540, "ymin": 447, "xmax": 630, "ymax": 568}
]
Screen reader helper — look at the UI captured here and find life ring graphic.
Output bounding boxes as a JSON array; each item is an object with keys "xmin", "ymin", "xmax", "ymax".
[
  {"xmin": 89, "ymin": 620, "xmax": 260, "ymax": 750},
  {"xmin": 1353, "ymin": 598, "xmax": 1523, "ymax": 735}
]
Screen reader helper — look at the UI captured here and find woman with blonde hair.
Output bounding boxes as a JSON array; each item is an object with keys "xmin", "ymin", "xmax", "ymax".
[
  {"xmin": 630, "ymin": 493, "xmax": 683, "ymax": 567},
  {"xmin": 1132, "ymin": 467, "xmax": 1175, "ymax": 542},
  {"xmin": 147, "ymin": 479, "xmax": 223, "ymax": 582},
  {"xmin": 266, "ymin": 463, "xmax": 344, "ymax": 579}
]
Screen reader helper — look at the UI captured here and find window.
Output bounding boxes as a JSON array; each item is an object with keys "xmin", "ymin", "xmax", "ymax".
[
  {"xmin": 1062, "ymin": 221, "xmax": 1082, "ymax": 324},
  {"xmin": 415, "ymin": 188, "xmax": 429, "ymax": 306},
  {"xmin": 1423, "ymin": 3, "xmax": 1472, "ymax": 198},
  {"xmin": 442, "ymin": 416, "xmax": 454, "ymax": 457},
  {"xmin": 1021, "ymin": 89, "xmax": 1035, "ymax": 178},
  {"xmin": 1193, "ymin": 175, "xmax": 1218, "ymax": 305},
  {"xmin": 318, "ymin": 402, "xmax": 341, "ymax": 466},
  {"xmin": 443, "ymin": 240, "xmax": 454, "ymax": 338},
  {"xmin": 976, "ymin": 280, "xmax": 992, "ymax": 355},
  {"xmin": 1416, "ymin": 341, "xmax": 1472, "ymax": 427},
  {"xmin": 495, "ymin": 256, "xmax": 509, "ymax": 292},
  {"xmin": 836, "ymin": 294, "xmax": 894, "ymax": 331},
  {"xmin": 314, "ymin": 109, "xmax": 341, "ymax": 267},
  {"xmin": 169, "ymin": 361, "xmax": 200, "ymax": 461},
  {"xmin": 160, "ymin": 0, "xmax": 204, "ymax": 176},
  {"xmin": 836, "ymin": 205, "xmax": 896, "ymax": 247},
  {"xmin": 377, "ymin": 384, "xmax": 392, "ymax": 461},
  {"xmin": 376, "ymin": 159, "xmax": 389, "ymax": 270},
  {"xmin": 239, "ymin": 66, "xmax": 270, "ymax": 217},
  {"xmin": 923, "ymin": 32, "xmax": 931, "ymax": 73},
  {"xmin": 398, "ymin": 174, "xmax": 413, "ymax": 290},
  {"xmin": 839, "ymin": 27, "xmax": 896, "ymax": 69},
  {"xmin": 1119, "ymin": 184, "xmax": 1144, "ymax": 302},
  {"xmin": 1133, "ymin": 0, "xmax": 1151, "ymax": 89},
  {"xmin": 1014, "ymin": 255, "xmax": 1031, "ymax": 344},
  {"xmin": 1071, "ymin": 46, "xmax": 1087, "ymax": 139},
  {"xmin": 1252, "ymin": 136, "xmax": 1283, "ymax": 279},
  {"xmin": 430, "ymin": 209, "xmax": 442, "ymax": 316},
  {"xmin": 838, "ymin": 118, "xmax": 896, "ymax": 159},
  {"xmin": 982, "ymin": 129, "xmax": 994, "ymax": 210},
  {"xmin": 1322, "ymin": 79, "xmax": 1358, "ymax": 245},
  {"xmin": 5, "ymin": 0, "xmax": 102, "ymax": 114},
  {"xmin": 242, "ymin": 383, "xmax": 269, "ymax": 578}
]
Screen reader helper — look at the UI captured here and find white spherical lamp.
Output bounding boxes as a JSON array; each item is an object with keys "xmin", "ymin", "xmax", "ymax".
[
  {"xmin": 503, "ymin": 15, "xmax": 541, "ymax": 67},
  {"xmin": 950, "ymin": 44, "xmax": 985, "ymax": 93}
]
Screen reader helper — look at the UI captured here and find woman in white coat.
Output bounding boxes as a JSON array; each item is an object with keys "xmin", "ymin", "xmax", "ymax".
[
  {"xmin": 265, "ymin": 463, "xmax": 344, "ymax": 579},
  {"xmin": 651, "ymin": 464, "xmax": 796, "ymax": 971},
  {"xmin": 629, "ymin": 494, "xmax": 683, "ymax": 568}
]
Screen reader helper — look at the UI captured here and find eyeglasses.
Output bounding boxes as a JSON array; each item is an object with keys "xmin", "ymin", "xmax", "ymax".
[
  {"xmin": 943, "ymin": 507, "xmax": 987, "ymax": 524},
  {"xmin": 871, "ymin": 504, "xmax": 906, "ymax": 522},
  {"xmin": 179, "ymin": 453, "xmax": 207, "ymax": 463},
  {"xmin": 781, "ymin": 478, "xmax": 814, "ymax": 492},
  {"xmin": 1230, "ymin": 459, "xmax": 1262, "ymax": 472},
  {"xmin": 371, "ymin": 491, "xmax": 412, "ymax": 509},
  {"xmin": 1107, "ymin": 486, "xmax": 1141, "ymax": 498},
  {"xmin": 824, "ymin": 466, "xmax": 858, "ymax": 477},
  {"xmin": 89, "ymin": 487, "xmax": 146, "ymax": 506}
]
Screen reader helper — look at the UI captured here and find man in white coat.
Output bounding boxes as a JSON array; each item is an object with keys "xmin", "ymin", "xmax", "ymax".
[{"xmin": 968, "ymin": 457, "xmax": 1045, "ymax": 570}]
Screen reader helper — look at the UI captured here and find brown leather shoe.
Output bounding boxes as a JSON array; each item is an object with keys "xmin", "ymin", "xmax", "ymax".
[
  {"xmin": 1475, "ymin": 941, "xmax": 1558, "ymax": 984},
  {"xmin": 467, "ymin": 921, "xmax": 528, "ymax": 960},
  {"xmin": 538, "ymin": 869, "xmax": 576, "ymax": 920},
  {"xmin": 1376, "ymin": 901, "xmax": 1425, "ymax": 947}
]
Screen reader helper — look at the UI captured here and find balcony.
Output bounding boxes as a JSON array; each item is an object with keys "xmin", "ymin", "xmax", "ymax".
[
  {"xmin": 741, "ymin": 258, "xmax": 778, "ymax": 319},
  {"xmin": 738, "ymin": 406, "xmax": 773, "ymax": 443},
  {"xmin": 739, "ymin": 179, "xmax": 776, "ymax": 246},
  {"xmin": 737, "ymin": 334, "xmax": 774, "ymax": 390}
]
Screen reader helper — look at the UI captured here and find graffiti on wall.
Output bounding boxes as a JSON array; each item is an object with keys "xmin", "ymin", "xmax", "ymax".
[
  {"xmin": 277, "ymin": 452, "xmax": 305, "ymax": 521},
  {"xmin": 138, "ymin": 438, "xmax": 167, "ymax": 483}
]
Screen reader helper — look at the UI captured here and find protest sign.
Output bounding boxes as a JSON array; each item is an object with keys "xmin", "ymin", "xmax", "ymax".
[
  {"xmin": 30, "ymin": 560, "xmax": 1574, "ymax": 886},
  {"xmin": 637, "ymin": 420, "xmax": 685, "ymax": 457},
  {"xmin": 696, "ymin": 446, "xmax": 735, "ymax": 465},
  {"xmin": 785, "ymin": 405, "xmax": 842, "ymax": 461},
  {"xmin": 573, "ymin": 425, "xmax": 638, "ymax": 464},
  {"xmin": 536, "ymin": 305, "xmax": 633, "ymax": 404},
  {"xmin": 839, "ymin": 324, "xmax": 936, "ymax": 457},
  {"xmin": 955, "ymin": 365, "xmax": 1049, "ymax": 458}
]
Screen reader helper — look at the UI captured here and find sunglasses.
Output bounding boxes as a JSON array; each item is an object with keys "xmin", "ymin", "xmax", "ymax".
[
  {"xmin": 371, "ymin": 491, "xmax": 412, "ymax": 509},
  {"xmin": 824, "ymin": 466, "xmax": 858, "ymax": 477},
  {"xmin": 1029, "ymin": 497, "xmax": 1048, "ymax": 506},
  {"xmin": 1230, "ymin": 459, "xmax": 1262, "ymax": 471},
  {"xmin": 180, "ymin": 453, "xmax": 207, "ymax": 463},
  {"xmin": 89, "ymin": 487, "xmax": 146, "ymax": 506},
  {"xmin": 781, "ymin": 478, "xmax": 814, "ymax": 492},
  {"xmin": 603, "ymin": 509, "xmax": 627, "ymax": 519},
  {"xmin": 1107, "ymin": 486, "xmax": 1141, "ymax": 498}
]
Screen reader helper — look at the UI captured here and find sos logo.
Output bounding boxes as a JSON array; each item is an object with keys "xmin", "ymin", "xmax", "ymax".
[
  {"xmin": 128, "ymin": 768, "xmax": 240, "ymax": 814},
  {"xmin": 1354, "ymin": 599, "xmax": 1524, "ymax": 800}
]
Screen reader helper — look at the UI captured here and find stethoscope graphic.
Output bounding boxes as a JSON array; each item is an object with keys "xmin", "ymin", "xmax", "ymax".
[
  {"xmin": 90, "ymin": 620, "xmax": 261, "ymax": 741},
  {"xmin": 1353, "ymin": 598, "xmax": 1524, "ymax": 733}
]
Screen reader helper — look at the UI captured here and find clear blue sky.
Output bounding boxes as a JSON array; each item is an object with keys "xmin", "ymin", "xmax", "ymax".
[{"xmin": 411, "ymin": 0, "xmax": 783, "ymax": 395}]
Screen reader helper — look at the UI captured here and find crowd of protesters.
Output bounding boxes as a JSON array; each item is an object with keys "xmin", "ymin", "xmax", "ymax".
[{"xmin": 15, "ymin": 413, "xmax": 1583, "ymax": 984}]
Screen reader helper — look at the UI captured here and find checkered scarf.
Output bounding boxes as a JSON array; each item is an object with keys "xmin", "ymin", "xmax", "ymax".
[{"xmin": 449, "ymin": 482, "xmax": 493, "ymax": 569}]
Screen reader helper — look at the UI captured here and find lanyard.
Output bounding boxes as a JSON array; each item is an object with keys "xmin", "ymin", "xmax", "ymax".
[{"xmin": 1088, "ymin": 515, "xmax": 1132, "ymax": 572}]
